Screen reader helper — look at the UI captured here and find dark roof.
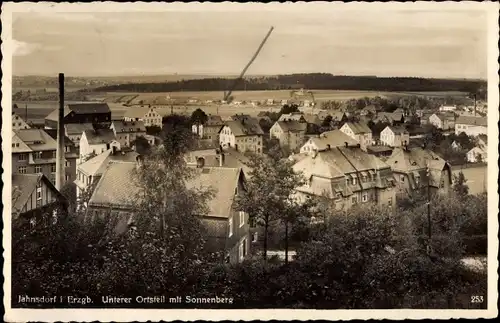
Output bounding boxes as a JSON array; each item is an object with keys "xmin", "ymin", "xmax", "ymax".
[
  {"xmin": 224, "ymin": 117, "xmax": 264, "ymax": 136},
  {"xmin": 12, "ymin": 174, "xmax": 62, "ymax": 215},
  {"xmin": 65, "ymin": 123, "xmax": 94, "ymax": 135},
  {"xmin": 205, "ymin": 115, "xmax": 224, "ymax": 126},
  {"xmin": 455, "ymin": 116, "xmax": 487, "ymax": 127},
  {"xmin": 345, "ymin": 122, "xmax": 372, "ymax": 134},
  {"xmin": 276, "ymin": 120, "xmax": 307, "ymax": 132},
  {"xmin": 83, "ymin": 129, "xmax": 116, "ymax": 145},
  {"xmin": 386, "ymin": 125, "xmax": 409, "ymax": 135},
  {"xmin": 68, "ymin": 103, "xmax": 111, "ymax": 114},
  {"xmin": 111, "ymin": 120, "xmax": 146, "ymax": 133},
  {"xmin": 44, "ymin": 129, "xmax": 76, "ymax": 146}
]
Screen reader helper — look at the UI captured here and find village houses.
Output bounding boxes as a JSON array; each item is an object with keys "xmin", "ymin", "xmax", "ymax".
[
  {"xmin": 12, "ymin": 112, "xmax": 31, "ymax": 131},
  {"xmin": 466, "ymin": 134, "xmax": 487, "ymax": 163},
  {"xmin": 12, "ymin": 129, "xmax": 78, "ymax": 185},
  {"xmin": 300, "ymin": 129, "xmax": 358, "ymax": 155},
  {"xmin": 192, "ymin": 115, "xmax": 225, "ymax": 141},
  {"xmin": 292, "ymin": 145, "xmax": 397, "ymax": 211},
  {"xmin": 455, "ymin": 116, "xmax": 488, "ymax": 137},
  {"xmin": 219, "ymin": 115, "xmax": 264, "ymax": 154},
  {"xmin": 87, "ymin": 159, "xmax": 251, "ymax": 264},
  {"xmin": 380, "ymin": 125, "xmax": 410, "ymax": 147},
  {"xmin": 269, "ymin": 119, "xmax": 307, "ymax": 152},
  {"xmin": 64, "ymin": 123, "xmax": 94, "ymax": 148},
  {"xmin": 79, "ymin": 128, "xmax": 120, "ymax": 162},
  {"xmin": 45, "ymin": 103, "xmax": 111, "ymax": 129},
  {"xmin": 439, "ymin": 105, "xmax": 457, "ymax": 112},
  {"xmin": 340, "ymin": 122, "xmax": 373, "ymax": 151},
  {"xmin": 123, "ymin": 106, "xmax": 163, "ymax": 128},
  {"xmin": 384, "ymin": 147, "xmax": 452, "ymax": 201},
  {"xmin": 110, "ymin": 120, "xmax": 147, "ymax": 147},
  {"xmin": 429, "ymin": 112, "xmax": 456, "ymax": 130}
]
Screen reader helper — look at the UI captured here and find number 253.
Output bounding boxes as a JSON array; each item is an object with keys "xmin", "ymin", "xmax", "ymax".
[{"xmin": 471, "ymin": 296, "xmax": 484, "ymax": 303}]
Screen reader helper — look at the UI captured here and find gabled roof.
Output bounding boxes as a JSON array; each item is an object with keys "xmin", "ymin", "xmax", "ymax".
[
  {"xmin": 307, "ymin": 129, "xmax": 358, "ymax": 151},
  {"xmin": 112, "ymin": 120, "xmax": 146, "ymax": 133},
  {"xmin": 433, "ymin": 112, "xmax": 455, "ymax": 122},
  {"xmin": 12, "ymin": 174, "xmax": 62, "ymax": 215},
  {"xmin": 65, "ymin": 123, "xmax": 94, "ymax": 135},
  {"xmin": 278, "ymin": 113, "xmax": 305, "ymax": 122},
  {"xmin": 223, "ymin": 118, "xmax": 264, "ymax": 136},
  {"xmin": 302, "ymin": 113, "xmax": 320, "ymax": 124},
  {"xmin": 455, "ymin": 116, "xmax": 487, "ymax": 127},
  {"xmin": 68, "ymin": 103, "xmax": 110, "ymax": 114},
  {"xmin": 385, "ymin": 125, "xmax": 409, "ymax": 135},
  {"xmin": 89, "ymin": 161, "xmax": 244, "ymax": 218},
  {"xmin": 344, "ymin": 122, "xmax": 372, "ymax": 134},
  {"xmin": 123, "ymin": 106, "xmax": 158, "ymax": 119},
  {"xmin": 83, "ymin": 128, "xmax": 116, "ymax": 145},
  {"xmin": 43, "ymin": 129, "xmax": 76, "ymax": 148},
  {"xmin": 276, "ymin": 120, "xmax": 307, "ymax": 133},
  {"xmin": 205, "ymin": 115, "xmax": 224, "ymax": 126},
  {"xmin": 13, "ymin": 129, "xmax": 57, "ymax": 152},
  {"xmin": 45, "ymin": 106, "xmax": 73, "ymax": 122},
  {"xmin": 78, "ymin": 148, "xmax": 139, "ymax": 177}
]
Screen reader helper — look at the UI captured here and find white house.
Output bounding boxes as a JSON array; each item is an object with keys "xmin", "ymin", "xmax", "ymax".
[
  {"xmin": 380, "ymin": 126, "xmax": 410, "ymax": 147},
  {"xmin": 79, "ymin": 129, "xmax": 120, "ymax": 162},
  {"xmin": 340, "ymin": 122, "xmax": 372, "ymax": 151},
  {"xmin": 192, "ymin": 115, "xmax": 224, "ymax": 141},
  {"xmin": 12, "ymin": 112, "xmax": 31, "ymax": 131},
  {"xmin": 467, "ymin": 147, "xmax": 487, "ymax": 163},
  {"xmin": 110, "ymin": 120, "xmax": 147, "ymax": 147},
  {"xmin": 123, "ymin": 106, "xmax": 162, "ymax": 127},
  {"xmin": 429, "ymin": 113, "xmax": 455, "ymax": 130},
  {"xmin": 219, "ymin": 116, "xmax": 264, "ymax": 154},
  {"xmin": 455, "ymin": 116, "xmax": 488, "ymax": 137},
  {"xmin": 439, "ymin": 105, "xmax": 457, "ymax": 112},
  {"xmin": 269, "ymin": 120, "xmax": 307, "ymax": 152}
]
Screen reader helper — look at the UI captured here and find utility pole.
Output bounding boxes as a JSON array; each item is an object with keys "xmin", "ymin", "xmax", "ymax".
[{"xmin": 426, "ymin": 164, "xmax": 432, "ymax": 255}]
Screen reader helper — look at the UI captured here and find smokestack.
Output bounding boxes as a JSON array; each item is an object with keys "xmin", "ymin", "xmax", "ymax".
[
  {"xmin": 219, "ymin": 153, "xmax": 225, "ymax": 167},
  {"xmin": 55, "ymin": 73, "xmax": 66, "ymax": 191}
]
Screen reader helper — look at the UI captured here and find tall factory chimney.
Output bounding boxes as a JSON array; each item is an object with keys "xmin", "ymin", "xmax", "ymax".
[{"xmin": 55, "ymin": 73, "xmax": 66, "ymax": 191}]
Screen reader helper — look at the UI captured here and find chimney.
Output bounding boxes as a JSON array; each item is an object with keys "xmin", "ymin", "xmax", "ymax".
[
  {"xmin": 112, "ymin": 145, "xmax": 117, "ymax": 155},
  {"xmin": 344, "ymin": 142, "xmax": 348, "ymax": 148},
  {"xmin": 55, "ymin": 73, "xmax": 66, "ymax": 191},
  {"xmin": 312, "ymin": 149, "xmax": 318, "ymax": 158},
  {"xmin": 326, "ymin": 144, "xmax": 331, "ymax": 150},
  {"xmin": 219, "ymin": 153, "xmax": 225, "ymax": 167}
]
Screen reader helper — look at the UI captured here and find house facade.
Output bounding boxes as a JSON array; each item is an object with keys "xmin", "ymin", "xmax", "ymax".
[
  {"xmin": 429, "ymin": 113, "xmax": 455, "ymax": 130},
  {"xmin": 87, "ymin": 161, "xmax": 251, "ymax": 264},
  {"xmin": 269, "ymin": 120, "xmax": 307, "ymax": 151},
  {"xmin": 12, "ymin": 112, "xmax": 31, "ymax": 131},
  {"xmin": 384, "ymin": 147, "xmax": 452, "ymax": 201},
  {"xmin": 192, "ymin": 115, "xmax": 225, "ymax": 141},
  {"xmin": 455, "ymin": 116, "xmax": 488, "ymax": 137},
  {"xmin": 79, "ymin": 129, "xmax": 120, "ymax": 161},
  {"xmin": 467, "ymin": 147, "xmax": 486, "ymax": 163},
  {"xmin": 12, "ymin": 174, "xmax": 66, "ymax": 224},
  {"xmin": 299, "ymin": 129, "xmax": 358, "ymax": 155},
  {"xmin": 12, "ymin": 129, "xmax": 78, "ymax": 185},
  {"xmin": 45, "ymin": 103, "xmax": 111, "ymax": 129},
  {"xmin": 64, "ymin": 123, "xmax": 94, "ymax": 148},
  {"xmin": 292, "ymin": 146, "xmax": 397, "ymax": 211},
  {"xmin": 340, "ymin": 122, "xmax": 373, "ymax": 151},
  {"xmin": 123, "ymin": 106, "xmax": 163, "ymax": 127},
  {"xmin": 380, "ymin": 126, "xmax": 410, "ymax": 147},
  {"xmin": 219, "ymin": 117, "xmax": 264, "ymax": 154},
  {"xmin": 110, "ymin": 120, "xmax": 147, "ymax": 147}
]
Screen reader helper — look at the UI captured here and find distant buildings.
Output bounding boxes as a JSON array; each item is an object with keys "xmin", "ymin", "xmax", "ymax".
[
  {"xmin": 429, "ymin": 112, "xmax": 455, "ymax": 130},
  {"xmin": 384, "ymin": 147, "xmax": 452, "ymax": 201},
  {"xmin": 466, "ymin": 135, "xmax": 487, "ymax": 163},
  {"xmin": 219, "ymin": 116, "xmax": 264, "ymax": 154},
  {"xmin": 455, "ymin": 116, "xmax": 488, "ymax": 137},
  {"xmin": 45, "ymin": 103, "xmax": 111, "ymax": 129},
  {"xmin": 374, "ymin": 111, "xmax": 405, "ymax": 125},
  {"xmin": 192, "ymin": 115, "xmax": 225, "ymax": 141},
  {"xmin": 123, "ymin": 106, "xmax": 162, "ymax": 127},
  {"xmin": 65, "ymin": 123, "xmax": 94, "ymax": 148},
  {"xmin": 380, "ymin": 126, "xmax": 410, "ymax": 147},
  {"xmin": 110, "ymin": 120, "xmax": 147, "ymax": 147},
  {"xmin": 292, "ymin": 146, "xmax": 397, "ymax": 210},
  {"xmin": 439, "ymin": 105, "xmax": 457, "ymax": 112},
  {"xmin": 12, "ymin": 129, "xmax": 78, "ymax": 185},
  {"xmin": 12, "ymin": 112, "xmax": 31, "ymax": 131},
  {"xmin": 269, "ymin": 119, "xmax": 307, "ymax": 152},
  {"xmin": 340, "ymin": 122, "xmax": 373, "ymax": 151},
  {"xmin": 79, "ymin": 128, "xmax": 120, "ymax": 161}
]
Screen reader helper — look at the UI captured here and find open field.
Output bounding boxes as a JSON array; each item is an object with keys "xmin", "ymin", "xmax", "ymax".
[{"xmin": 452, "ymin": 164, "xmax": 487, "ymax": 195}]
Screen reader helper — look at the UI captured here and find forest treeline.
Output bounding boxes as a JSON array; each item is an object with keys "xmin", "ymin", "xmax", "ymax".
[{"xmin": 90, "ymin": 73, "xmax": 486, "ymax": 94}]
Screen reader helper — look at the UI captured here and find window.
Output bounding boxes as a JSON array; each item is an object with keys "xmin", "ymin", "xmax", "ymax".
[
  {"xmin": 239, "ymin": 211, "xmax": 245, "ymax": 227},
  {"xmin": 228, "ymin": 218, "xmax": 233, "ymax": 237},
  {"xmin": 51, "ymin": 164, "xmax": 56, "ymax": 173},
  {"xmin": 352, "ymin": 196, "xmax": 358, "ymax": 204},
  {"xmin": 362, "ymin": 193, "xmax": 368, "ymax": 202},
  {"xmin": 66, "ymin": 175, "xmax": 70, "ymax": 181},
  {"xmin": 352, "ymin": 178, "xmax": 357, "ymax": 185},
  {"xmin": 19, "ymin": 166, "xmax": 27, "ymax": 174},
  {"xmin": 18, "ymin": 154, "xmax": 27, "ymax": 161},
  {"xmin": 400, "ymin": 175, "xmax": 405, "ymax": 182},
  {"xmin": 239, "ymin": 238, "xmax": 247, "ymax": 262},
  {"xmin": 33, "ymin": 152, "xmax": 42, "ymax": 159},
  {"xmin": 16, "ymin": 143, "xmax": 20, "ymax": 147},
  {"xmin": 252, "ymin": 232, "xmax": 258, "ymax": 243},
  {"xmin": 65, "ymin": 161, "xmax": 70, "ymax": 167},
  {"xmin": 36, "ymin": 187, "xmax": 42, "ymax": 200},
  {"xmin": 363, "ymin": 176, "xmax": 367, "ymax": 182},
  {"xmin": 388, "ymin": 197, "xmax": 393, "ymax": 206},
  {"xmin": 52, "ymin": 151, "xmax": 57, "ymax": 158},
  {"xmin": 34, "ymin": 166, "xmax": 42, "ymax": 173}
]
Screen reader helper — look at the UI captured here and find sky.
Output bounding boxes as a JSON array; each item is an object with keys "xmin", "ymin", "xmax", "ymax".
[{"xmin": 11, "ymin": 4, "xmax": 489, "ymax": 79}]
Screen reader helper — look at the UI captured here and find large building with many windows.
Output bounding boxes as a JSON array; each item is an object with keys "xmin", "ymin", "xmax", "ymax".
[{"xmin": 12, "ymin": 129, "xmax": 78, "ymax": 185}]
